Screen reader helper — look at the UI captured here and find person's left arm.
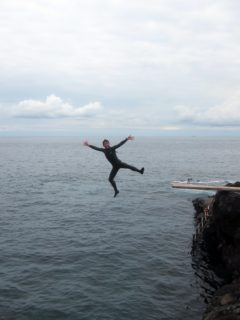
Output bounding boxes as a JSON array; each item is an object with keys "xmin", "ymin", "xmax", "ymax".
[{"xmin": 113, "ymin": 135, "xmax": 134, "ymax": 149}]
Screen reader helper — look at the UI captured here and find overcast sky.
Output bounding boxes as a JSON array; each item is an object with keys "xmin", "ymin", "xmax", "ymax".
[{"xmin": 1, "ymin": 0, "xmax": 240, "ymax": 136}]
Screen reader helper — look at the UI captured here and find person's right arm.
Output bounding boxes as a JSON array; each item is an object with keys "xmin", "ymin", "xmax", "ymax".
[
  {"xmin": 83, "ymin": 140, "xmax": 104, "ymax": 152},
  {"xmin": 89, "ymin": 145, "xmax": 104, "ymax": 151}
]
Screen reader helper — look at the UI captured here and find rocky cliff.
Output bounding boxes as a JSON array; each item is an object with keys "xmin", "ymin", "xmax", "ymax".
[{"xmin": 192, "ymin": 183, "xmax": 240, "ymax": 319}]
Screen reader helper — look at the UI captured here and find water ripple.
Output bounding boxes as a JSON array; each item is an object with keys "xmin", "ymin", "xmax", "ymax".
[{"xmin": 2, "ymin": 137, "xmax": 239, "ymax": 319}]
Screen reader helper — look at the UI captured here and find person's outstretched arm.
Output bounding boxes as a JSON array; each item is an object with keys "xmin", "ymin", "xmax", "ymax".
[
  {"xmin": 83, "ymin": 140, "xmax": 104, "ymax": 152},
  {"xmin": 113, "ymin": 135, "xmax": 135, "ymax": 149}
]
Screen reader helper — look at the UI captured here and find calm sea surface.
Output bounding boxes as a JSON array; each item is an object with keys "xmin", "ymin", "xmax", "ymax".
[{"xmin": 1, "ymin": 137, "xmax": 240, "ymax": 320}]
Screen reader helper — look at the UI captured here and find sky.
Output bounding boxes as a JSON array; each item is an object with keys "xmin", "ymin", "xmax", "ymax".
[{"xmin": 1, "ymin": 0, "xmax": 240, "ymax": 137}]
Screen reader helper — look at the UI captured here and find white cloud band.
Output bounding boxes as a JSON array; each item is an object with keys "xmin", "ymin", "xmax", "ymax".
[
  {"xmin": 9, "ymin": 95, "xmax": 102, "ymax": 119},
  {"xmin": 175, "ymin": 92, "xmax": 240, "ymax": 126}
]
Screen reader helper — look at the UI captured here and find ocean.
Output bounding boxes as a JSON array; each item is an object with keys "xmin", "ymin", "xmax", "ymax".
[{"xmin": 1, "ymin": 137, "xmax": 239, "ymax": 320}]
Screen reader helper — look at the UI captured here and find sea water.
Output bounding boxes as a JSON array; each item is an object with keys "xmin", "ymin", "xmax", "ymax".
[{"xmin": 1, "ymin": 137, "xmax": 239, "ymax": 320}]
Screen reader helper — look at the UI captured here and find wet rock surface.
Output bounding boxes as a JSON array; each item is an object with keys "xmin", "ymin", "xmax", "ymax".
[
  {"xmin": 203, "ymin": 279, "xmax": 240, "ymax": 320},
  {"xmin": 192, "ymin": 183, "xmax": 240, "ymax": 319}
]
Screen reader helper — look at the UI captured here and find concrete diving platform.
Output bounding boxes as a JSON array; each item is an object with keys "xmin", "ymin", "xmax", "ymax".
[{"xmin": 171, "ymin": 182, "xmax": 240, "ymax": 192}]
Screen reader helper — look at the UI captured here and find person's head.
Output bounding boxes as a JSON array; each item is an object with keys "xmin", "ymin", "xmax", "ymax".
[{"xmin": 102, "ymin": 139, "xmax": 110, "ymax": 148}]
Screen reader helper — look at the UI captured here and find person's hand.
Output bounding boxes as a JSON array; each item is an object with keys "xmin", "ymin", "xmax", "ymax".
[
  {"xmin": 83, "ymin": 140, "xmax": 89, "ymax": 146},
  {"xmin": 127, "ymin": 135, "xmax": 135, "ymax": 141}
]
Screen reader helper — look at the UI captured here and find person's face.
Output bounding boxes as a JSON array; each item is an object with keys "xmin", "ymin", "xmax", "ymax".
[{"xmin": 103, "ymin": 141, "xmax": 110, "ymax": 148}]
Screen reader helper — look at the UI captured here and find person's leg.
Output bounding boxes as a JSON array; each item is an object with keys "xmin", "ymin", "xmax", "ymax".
[
  {"xmin": 109, "ymin": 167, "xmax": 120, "ymax": 197},
  {"xmin": 120, "ymin": 162, "xmax": 144, "ymax": 174}
]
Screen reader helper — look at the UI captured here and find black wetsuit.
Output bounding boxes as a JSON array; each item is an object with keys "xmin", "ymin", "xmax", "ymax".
[{"xmin": 89, "ymin": 138, "xmax": 143, "ymax": 196}]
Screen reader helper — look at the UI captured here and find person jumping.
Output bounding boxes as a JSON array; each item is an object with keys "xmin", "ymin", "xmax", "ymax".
[{"xmin": 83, "ymin": 135, "xmax": 144, "ymax": 197}]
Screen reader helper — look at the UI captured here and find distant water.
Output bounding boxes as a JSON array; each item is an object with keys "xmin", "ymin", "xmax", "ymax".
[{"xmin": 1, "ymin": 137, "xmax": 240, "ymax": 320}]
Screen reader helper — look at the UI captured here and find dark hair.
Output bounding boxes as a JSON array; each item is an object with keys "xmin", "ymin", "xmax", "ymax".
[{"xmin": 102, "ymin": 139, "xmax": 109, "ymax": 146}]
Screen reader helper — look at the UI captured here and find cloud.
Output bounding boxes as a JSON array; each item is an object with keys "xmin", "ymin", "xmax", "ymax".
[
  {"xmin": 9, "ymin": 95, "xmax": 102, "ymax": 118},
  {"xmin": 159, "ymin": 126, "xmax": 180, "ymax": 131},
  {"xmin": 1, "ymin": 0, "xmax": 240, "ymax": 138},
  {"xmin": 0, "ymin": 94, "xmax": 175, "ymax": 131},
  {"xmin": 175, "ymin": 92, "xmax": 240, "ymax": 126},
  {"xmin": 1, "ymin": 1, "xmax": 240, "ymax": 83},
  {"xmin": 1, "ymin": 1, "xmax": 240, "ymax": 136}
]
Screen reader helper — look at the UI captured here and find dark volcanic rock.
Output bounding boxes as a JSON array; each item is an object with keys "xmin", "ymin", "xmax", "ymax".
[
  {"xmin": 193, "ymin": 197, "xmax": 214, "ymax": 216},
  {"xmin": 193, "ymin": 183, "xmax": 240, "ymax": 319},
  {"xmin": 211, "ymin": 188, "xmax": 240, "ymax": 277},
  {"xmin": 203, "ymin": 279, "xmax": 240, "ymax": 320},
  {"xmin": 213, "ymin": 190, "xmax": 240, "ymax": 239}
]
